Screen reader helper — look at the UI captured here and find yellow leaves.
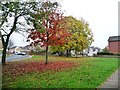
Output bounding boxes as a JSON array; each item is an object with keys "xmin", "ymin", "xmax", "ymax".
[{"xmin": 50, "ymin": 16, "xmax": 94, "ymax": 53}]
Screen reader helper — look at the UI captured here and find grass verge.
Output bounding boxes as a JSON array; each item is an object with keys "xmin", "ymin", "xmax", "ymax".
[{"xmin": 2, "ymin": 56, "xmax": 119, "ymax": 88}]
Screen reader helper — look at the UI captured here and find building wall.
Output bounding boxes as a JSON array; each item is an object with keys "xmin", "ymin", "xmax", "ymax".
[{"xmin": 108, "ymin": 41, "xmax": 120, "ymax": 54}]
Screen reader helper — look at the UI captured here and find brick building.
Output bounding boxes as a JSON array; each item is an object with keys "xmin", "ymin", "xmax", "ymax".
[{"xmin": 108, "ymin": 36, "xmax": 120, "ymax": 54}]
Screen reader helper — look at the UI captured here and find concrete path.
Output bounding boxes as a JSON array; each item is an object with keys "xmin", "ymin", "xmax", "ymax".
[
  {"xmin": 98, "ymin": 68, "xmax": 120, "ymax": 90},
  {"xmin": 0, "ymin": 54, "xmax": 32, "ymax": 63},
  {"xmin": 6, "ymin": 55, "xmax": 32, "ymax": 62}
]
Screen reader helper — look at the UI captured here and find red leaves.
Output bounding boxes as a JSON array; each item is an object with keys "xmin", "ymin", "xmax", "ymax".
[
  {"xmin": 28, "ymin": 11, "xmax": 70, "ymax": 47},
  {"xmin": 3, "ymin": 61, "xmax": 78, "ymax": 77}
]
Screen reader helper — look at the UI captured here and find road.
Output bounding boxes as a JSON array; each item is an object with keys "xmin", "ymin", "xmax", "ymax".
[{"xmin": 0, "ymin": 54, "xmax": 32, "ymax": 62}]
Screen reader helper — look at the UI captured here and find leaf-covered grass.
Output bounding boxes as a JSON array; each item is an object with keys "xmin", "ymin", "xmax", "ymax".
[
  {"xmin": 3, "ymin": 61, "xmax": 78, "ymax": 77},
  {"xmin": 2, "ymin": 56, "xmax": 119, "ymax": 88}
]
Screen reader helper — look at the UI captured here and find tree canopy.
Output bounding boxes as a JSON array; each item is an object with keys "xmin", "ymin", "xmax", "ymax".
[
  {"xmin": 0, "ymin": 1, "xmax": 44, "ymax": 65},
  {"xmin": 0, "ymin": 1, "xmax": 94, "ymax": 65},
  {"xmin": 28, "ymin": 1, "xmax": 69, "ymax": 64},
  {"xmin": 51, "ymin": 16, "xmax": 94, "ymax": 57}
]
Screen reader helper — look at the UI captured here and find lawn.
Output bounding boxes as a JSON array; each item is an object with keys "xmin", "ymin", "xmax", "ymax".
[{"xmin": 2, "ymin": 55, "xmax": 119, "ymax": 88}]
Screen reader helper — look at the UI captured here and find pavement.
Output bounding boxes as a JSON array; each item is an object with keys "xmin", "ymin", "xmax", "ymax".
[
  {"xmin": 0, "ymin": 54, "xmax": 32, "ymax": 63},
  {"xmin": 6, "ymin": 54, "xmax": 32, "ymax": 62},
  {"xmin": 98, "ymin": 68, "xmax": 120, "ymax": 90}
]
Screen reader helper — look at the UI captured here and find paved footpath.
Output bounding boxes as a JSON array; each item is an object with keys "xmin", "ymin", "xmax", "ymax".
[{"xmin": 98, "ymin": 68, "xmax": 120, "ymax": 90}]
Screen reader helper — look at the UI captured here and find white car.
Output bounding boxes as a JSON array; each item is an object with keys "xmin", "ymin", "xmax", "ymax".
[
  {"xmin": 87, "ymin": 53, "xmax": 94, "ymax": 56},
  {"xmin": 14, "ymin": 51, "xmax": 26, "ymax": 55}
]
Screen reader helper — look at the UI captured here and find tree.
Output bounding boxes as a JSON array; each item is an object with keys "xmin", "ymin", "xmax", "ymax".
[
  {"xmin": 0, "ymin": 1, "xmax": 40, "ymax": 65},
  {"xmin": 51, "ymin": 16, "xmax": 94, "ymax": 57},
  {"xmin": 28, "ymin": 1, "xmax": 69, "ymax": 64},
  {"xmin": 102, "ymin": 46, "xmax": 109, "ymax": 53},
  {"xmin": 66, "ymin": 17, "xmax": 93, "ymax": 57}
]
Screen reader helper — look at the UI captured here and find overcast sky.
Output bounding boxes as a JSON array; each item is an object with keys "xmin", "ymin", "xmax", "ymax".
[
  {"xmin": 12, "ymin": 0, "xmax": 119, "ymax": 49},
  {"xmin": 61, "ymin": 0, "xmax": 119, "ymax": 49}
]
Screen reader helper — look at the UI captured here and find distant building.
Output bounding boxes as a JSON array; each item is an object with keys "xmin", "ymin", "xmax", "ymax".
[
  {"xmin": 84, "ymin": 46, "xmax": 101, "ymax": 56},
  {"xmin": 23, "ymin": 45, "xmax": 34, "ymax": 51},
  {"xmin": 7, "ymin": 46, "xmax": 18, "ymax": 54},
  {"xmin": 108, "ymin": 36, "xmax": 120, "ymax": 54}
]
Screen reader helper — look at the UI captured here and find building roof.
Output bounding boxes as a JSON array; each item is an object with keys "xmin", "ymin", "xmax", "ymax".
[{"xmin": 108, "ymin": 36, "xmax": 120, "ymax": 42}]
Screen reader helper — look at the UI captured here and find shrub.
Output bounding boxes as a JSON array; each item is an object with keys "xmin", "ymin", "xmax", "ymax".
[
  {"xmin": 30, "ymin": 50, "xmax": 46, "ymax": 55},
  {"xmin": 97, "ymin": 52, "xmax": 114, "ymax": 55}
]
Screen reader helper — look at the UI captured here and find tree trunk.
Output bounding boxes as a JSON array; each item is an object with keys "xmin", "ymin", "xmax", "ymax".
[
  {"xmin": 45, "ymin": 46, "xmax": 48, "ymax": 64},
  {"xmin": 1, "ymin": 36, "xmax": 9, "ymax": 65},
  {"xmin": 75, "ymin": 50, "xmax": 77, "ymax": 58},
  {"xmin": 66, "ymin": 50, "xmax": 69, "ymax": 57},
  {"xmin": 69, "ymin": 50, "xmax": 71, "ymax": 56},
  {"xmin": 76, "ymin": 54, "xmax": 77, "ymax": 58},
  {"xmin": 2, "ymin": 46, "xmax": 7, "ymax": 65},
  {"xmin": 82, "ymin": 44, "xmax": 83, "ymax": 57},
  {"xmin": 1, "ymin": 13, "xmax": 18, "ymax": 66}
]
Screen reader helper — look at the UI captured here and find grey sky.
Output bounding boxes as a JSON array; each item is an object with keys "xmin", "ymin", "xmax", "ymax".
[
  {"xmin": 12, "ymin": 0, "xmax": 119, "ymax": 49},
  {"xmin": 61, "ymin": 0, "xmax": 119, "ymax": 49}
]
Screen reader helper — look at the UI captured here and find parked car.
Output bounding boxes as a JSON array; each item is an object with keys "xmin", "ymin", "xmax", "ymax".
[
  {"xmin": 87, "ymin": 53, "xmax": 94, "ymax": 56},
  {"xmin": 14, "ymin": 51, "xmax": 26, "ymax": 55}
]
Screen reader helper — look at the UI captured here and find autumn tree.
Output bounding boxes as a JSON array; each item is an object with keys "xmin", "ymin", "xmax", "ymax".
[
  {"xmin": 51, "ymin": 16, "xmax": 94, "ymax": 57},
  {"xmin": 0, "ymin": 1, "xmax": 42, "ymax": 65},
  {"xmin": 28, "ymin": 1, "xmax": 69, "ymax": 64}
]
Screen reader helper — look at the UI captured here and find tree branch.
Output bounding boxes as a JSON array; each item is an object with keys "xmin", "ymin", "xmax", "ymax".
[
  {"xmin": 16, "ymin": 3, "xmax": 34, "ymax": 18},
  {"xmin": 1, "ymin": 35, "xmax": 7, "ymax": 46},
  {"xmin": 18, "ymin": 29, "xmax": 30, "ymax": 33},
  {"xmin": 0, "ymin": 28, "xmax": 8, "ymax": 35},
  {"xmin": 0, "ymin": 4, "xmax": 9, "ymax": 28}
]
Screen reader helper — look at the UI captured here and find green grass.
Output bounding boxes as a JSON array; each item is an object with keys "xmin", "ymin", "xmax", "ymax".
[
  {"xmin": 31, "ymin": 55, "xmax": 45, "ymax": 59},
  {"xmin": 3, "ymin": 56, "xmax": 119, "ymax": 88}
]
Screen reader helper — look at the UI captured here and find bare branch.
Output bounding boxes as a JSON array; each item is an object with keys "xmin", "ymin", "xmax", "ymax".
[
  {"xmin": 16, "ymin": 3, "xmax": 34, "ymax": 18},
  {"xmin": 0, "ymin": 28, "xmax": 8, "ymax": 35},
  {"xmin": 0, "ymin": 5, "xmax": 9, "ymax": 28},
  {"xmin": 18, "ymin": 29, "xmax": 29, "ymax": 33}
]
